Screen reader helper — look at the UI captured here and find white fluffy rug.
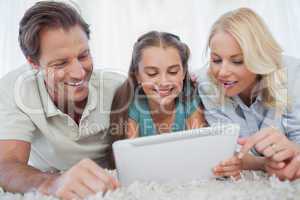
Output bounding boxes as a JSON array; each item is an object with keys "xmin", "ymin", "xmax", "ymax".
[{"xmin": 1, "ymin": 171, "xmax": 299, "ymax": 200}]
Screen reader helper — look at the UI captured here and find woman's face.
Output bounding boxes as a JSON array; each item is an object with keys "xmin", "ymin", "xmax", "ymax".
[
  {"xmin": 136, "ymin": 46, "xmax": 185, "ymax": 107},
  {"xmin": 209, "ymin": 31, "xmax": 257, "ymax": 101}
]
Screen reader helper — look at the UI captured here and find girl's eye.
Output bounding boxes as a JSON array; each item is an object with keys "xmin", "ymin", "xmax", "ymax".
[
  {"xmin": 147, "ymin": 73, "xmax": 157, "ymax": 77},
  {"xmin": 169, "ymin": 71, "xmax": 178, "ymax": 75}
]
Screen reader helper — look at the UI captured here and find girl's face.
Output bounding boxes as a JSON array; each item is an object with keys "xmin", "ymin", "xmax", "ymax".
[
  {"xmin": 136, "ymin": 46, "xmax": 185, "ymax": 107},
  {"xmin": 209, "ymin": 31, "xmax": 257, "ymax": 101}
]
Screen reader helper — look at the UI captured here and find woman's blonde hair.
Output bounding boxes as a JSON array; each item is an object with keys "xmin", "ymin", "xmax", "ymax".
[{"xmin": 206, "ymin": 7, "xmax": 288, "ymax": 113}]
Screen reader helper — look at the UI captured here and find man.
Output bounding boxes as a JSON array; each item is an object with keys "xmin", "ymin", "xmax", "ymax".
[{"xmin": 0, "ymin": 1, "xmax": 124, "ymax": 199}]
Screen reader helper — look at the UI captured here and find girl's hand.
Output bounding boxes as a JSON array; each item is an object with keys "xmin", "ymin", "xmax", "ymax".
[{"xmin": 213, "ymin": 155, "xmax": 242, "ymax": 180}]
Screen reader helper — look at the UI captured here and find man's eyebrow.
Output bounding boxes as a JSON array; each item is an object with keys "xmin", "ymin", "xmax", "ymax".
[{"xmin": 47, "ymin": 58, "xmax": 67, "ymax": 66}]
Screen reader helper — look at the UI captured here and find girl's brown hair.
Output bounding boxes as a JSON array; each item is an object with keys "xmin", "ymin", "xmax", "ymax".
[{"xmin": 109, "ymin": 31, "xmax": 195, "ymax": 140}]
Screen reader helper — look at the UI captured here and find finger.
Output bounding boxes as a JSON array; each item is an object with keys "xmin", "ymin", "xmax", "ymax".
[
  {"xmin": 215, "ymin": 165, "xmax": 241, "ymax": 173},
  {"xmin": 296, "ymin": 164, "xmax": 300, "ymax": 178},
  {"xmin": 272, "ymin": 148, "xmax": 295, "ymax": 162},
  {"xmin": 265, "ymin": 165, "xmax": 277, "ymax": 176},
  {"xmin": 83, "ymin": 160, "xmax": 118, "ymax": 190},
  {"xmin": 254, "ymin": 136, "xmax": 274, "ymax": 153},
  {"xmin": 79, "ymin": 169, "xmax": 108, "ymax": 194},
  {"xmin": 262, "ymin": 146, "xmax": 276, "ymax": 158},
  {"xmin": 238, "ymin": 130, "xmax": 270, "ymax": 158},
  {"xmin": 220, "ymin": 157, "xmax": 241, "ymax": 166},
  {"xmin": 215, "ymin": 170, "xmax": 241, "ymax": 178},
  {"xmin": 71, "ymin": 181, "xmax": 94, "ymax": 199},
  {"xmin": 58, "ymin": 190, "xmax": 81, "ymax": 200},
  {"xmin": 282, "ymin": 155, "xmax": 300, "ymax": 180},
  {"xmin": 191, "ymin": 74, "xmax": 197, "ymax": 82},
  {"xmin": 237, "ymin": 137, "xmax": 247, "ymax": 145},
  {"xmin": 265, "ymin": 160, "xmax": 285, "ymax": 170}
]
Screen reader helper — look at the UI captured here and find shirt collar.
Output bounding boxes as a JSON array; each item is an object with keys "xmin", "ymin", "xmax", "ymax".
[{"xmin": 36, "ymin": 71, "xmax": 98, "ymax": 118}]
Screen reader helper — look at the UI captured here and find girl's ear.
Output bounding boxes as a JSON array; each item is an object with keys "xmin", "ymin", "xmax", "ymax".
[
  {"xmin": 135, "ymin": 71, "xmax": 141, "ymax": 84},
  {"xmin": 27, "ymin": 57, "xmax": 40, "ymax": 70},
  {"xmin": 182, "ymin": 67, "xmax": 187, "ymax": 81}
]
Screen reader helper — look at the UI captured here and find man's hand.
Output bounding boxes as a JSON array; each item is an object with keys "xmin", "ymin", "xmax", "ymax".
[{"xmin": 38, "ymin": 158, "xmax": 119, "ymax": 200}]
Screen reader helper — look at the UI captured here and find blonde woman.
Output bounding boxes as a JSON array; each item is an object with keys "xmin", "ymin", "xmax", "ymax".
[{"xmin": 197, "ymin": 8, "xmax": 300, "ymax": 180}]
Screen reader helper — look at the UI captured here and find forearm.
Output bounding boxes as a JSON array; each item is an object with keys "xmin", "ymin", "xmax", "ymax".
[
  {"xmin": 241, "ymin": 153, "xmax": 266, "ymax": 171},
  {"xmin": 0, "ymin": 161, "xmax": 58, "ymax": 193}
]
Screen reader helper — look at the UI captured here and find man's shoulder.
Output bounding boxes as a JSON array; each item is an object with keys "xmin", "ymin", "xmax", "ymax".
[
  {"xmin": 0, "ymin": 64, "xmax": 41, "ymax": 111},
  {"xmin": 0, "ymin": 64, "xmax": 37, "ymax": 98},
  {"xmin": 0, "ymin": 64, "xmax": 33, "ymax": 89}
]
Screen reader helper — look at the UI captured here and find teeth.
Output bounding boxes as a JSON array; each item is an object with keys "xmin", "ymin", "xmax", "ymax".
[
  {"xmin": 158, "ymin": 88, "xmax": 173, "ymax": 96},
  {"xmin": 66, "ymin": 80, "xmax": 84, "ymax": 86},
  {"xmin": 224, "ymin": 81, "xmax": 236, "ymax": 85}
]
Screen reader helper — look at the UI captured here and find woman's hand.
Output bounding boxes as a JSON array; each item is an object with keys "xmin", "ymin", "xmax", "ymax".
[
  {"xmin": 264, "ymin": 155, "xmax": 300, "ymax": 181},
  {"xmin": 238, "ymin": 127, "xmax": 300, "ymax": 162},
  {"xmin": 213, "ymin": 155, "xmax": 242, "ymax": 180}
]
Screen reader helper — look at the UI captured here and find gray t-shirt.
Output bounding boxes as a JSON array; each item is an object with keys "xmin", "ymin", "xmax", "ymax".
[{"xmin": 0, "ymin": 65, "xmax": 125, "ymax": 171}]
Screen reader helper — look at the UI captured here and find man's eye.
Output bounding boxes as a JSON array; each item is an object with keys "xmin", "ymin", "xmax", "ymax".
[
  {"xmin": 54, "ymin": 61, "xmax": 67, "ymax": 69},
  {"xmin": 212, "ymin": 59, "xmax": 222, "ymax": 64},
  {"xmin": 79, "ymin": 54, "xmax": 89, "ymax": 60}
]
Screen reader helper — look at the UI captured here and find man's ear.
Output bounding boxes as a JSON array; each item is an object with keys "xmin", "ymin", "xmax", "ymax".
[{"xmin": 27, "ymin": 57, "xmax": 40, "ymax": 70}]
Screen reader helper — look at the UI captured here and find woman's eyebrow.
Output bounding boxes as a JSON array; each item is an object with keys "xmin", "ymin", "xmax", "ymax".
[{"xmin": 230, "ymin": 53, "xmax": 243, "ymax": 58}]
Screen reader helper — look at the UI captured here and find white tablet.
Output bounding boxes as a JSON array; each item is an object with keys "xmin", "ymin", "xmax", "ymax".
[{"xmin": 113, "ymin": 124, "xmax": 239, "ymax": 186}]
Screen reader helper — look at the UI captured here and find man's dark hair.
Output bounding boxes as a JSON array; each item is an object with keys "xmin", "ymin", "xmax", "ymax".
[{"xmin": 18, "ymin": 1, "xmax": 90, "ymax": 64}]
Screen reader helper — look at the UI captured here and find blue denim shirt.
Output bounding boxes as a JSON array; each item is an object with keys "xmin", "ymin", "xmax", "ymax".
[{"xmin": 197, "ymin": 56, "xmax": 300, "ymax": 147}]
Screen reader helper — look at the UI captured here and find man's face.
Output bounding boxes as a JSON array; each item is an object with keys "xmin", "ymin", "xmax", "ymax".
[{"xmin": 34, "ymin": 25, "xmax": 93, "ymax": 105}]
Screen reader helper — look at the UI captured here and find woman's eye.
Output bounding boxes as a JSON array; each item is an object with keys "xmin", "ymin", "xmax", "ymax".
[{"xmin": 232, "ymin": 60, "xmax": 243, "ymax": 65}]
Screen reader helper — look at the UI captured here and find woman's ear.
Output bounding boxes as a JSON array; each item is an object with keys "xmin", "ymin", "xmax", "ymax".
[{"xmin": 27, "ymin": 57, "xmax": 40, "ymax": 70}]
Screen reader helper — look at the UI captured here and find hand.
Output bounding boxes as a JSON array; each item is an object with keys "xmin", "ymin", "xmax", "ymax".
[
  {"xmin": 238, "ymin": 127, "xmax": 300, "ymax": 162},
  {"xmin": 190, "ymin": 73, "xmax": 198, "ymax": 87},
  {"xmin": 38, "ymin": 159, "xmax": 119, "ymax": 200},
  {"xmin": 264, "ymin": 154, "xmax": 300, "ymax": 181},
  {"xmin": 213, "ymin": 155, "xmax": 242, "ymax": 180}
]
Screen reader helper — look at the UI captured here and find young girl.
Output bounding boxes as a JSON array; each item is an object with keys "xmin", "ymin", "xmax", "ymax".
[
  {"xmin": 198, "ymin": 8, "xmax": 300, "ymax": 180},
  {"xmin": 110, "ymin": 31, "xmax": 206, "ymax": 139}
]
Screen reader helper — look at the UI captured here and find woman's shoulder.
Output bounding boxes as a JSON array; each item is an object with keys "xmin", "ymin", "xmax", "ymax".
[{"xmin": 283, "ymin": 56, "xmax": 300, "ymax": 98}]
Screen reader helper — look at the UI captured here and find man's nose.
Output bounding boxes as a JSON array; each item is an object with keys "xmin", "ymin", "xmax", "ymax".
[{"xmin": 68, "ymin": 60, "xmax": 86, "ymax": 80}]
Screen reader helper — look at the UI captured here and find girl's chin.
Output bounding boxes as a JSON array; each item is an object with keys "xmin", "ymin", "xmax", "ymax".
[{"xmin": 153, "ymin": 96, "xmax": 176, "ymax": 106}]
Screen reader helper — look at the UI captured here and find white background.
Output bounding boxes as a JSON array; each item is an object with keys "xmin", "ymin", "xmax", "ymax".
[{"xmin": 0, "ymin": 0, "xmax": 299, "ymax": 77}]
